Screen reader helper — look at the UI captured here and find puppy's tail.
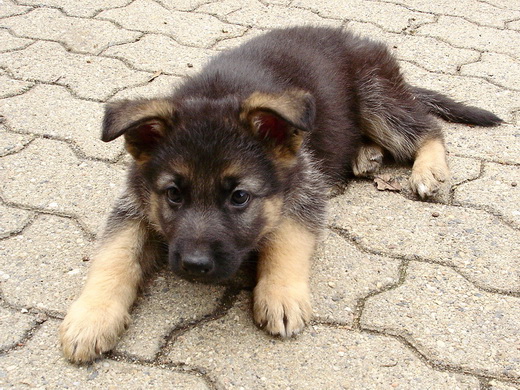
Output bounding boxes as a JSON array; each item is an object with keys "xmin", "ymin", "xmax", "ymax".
[{"xmin": 411, "ymin": 86, "xmax": 503, "ymax": 127}]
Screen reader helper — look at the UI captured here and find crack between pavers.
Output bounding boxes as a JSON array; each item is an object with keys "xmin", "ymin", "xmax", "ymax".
[
  {"xmin": 153, "ymin": 285, "xmax": 242, "ymax": 362},
  {"xmin": 448, "ymin": 159, "xmax": 485, "ymax": 205},
  {"xmin": 330, "ymin": 225, "xmax": 520, "ymax": 297},
  {"xmin": 0, "ymin": 4, "xmax": 33, "ymax": 20},
  {"xmin": 0, "ymin": 8, "xmax": 145, "ymax": 56},
  {"xmin": 361, "ymin": 326, "xmax": 520, "ymax": 384},
  {"xmin": 0, "ymin": 135, "xmax": 35, "ymax": 158},
  {"xmin": 0, "ymin": 194, "xmax": 97, "ymax": 240},
  {"xmin": 0, "ymin": 318, "xmax": 48, "ymax": 356}
]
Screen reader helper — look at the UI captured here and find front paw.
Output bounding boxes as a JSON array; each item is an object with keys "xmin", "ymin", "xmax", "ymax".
[
  {"xmin": 60, "ymin": 299, "xmax": 130, "ymax": 364},
  {"xmin": 253, "ymin": 280, "xmax": 312, "ymax": 337}
]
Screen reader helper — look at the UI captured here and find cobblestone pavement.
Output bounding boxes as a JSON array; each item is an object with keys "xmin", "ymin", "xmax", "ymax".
[{"xmin": 0, "ymin": 0, "xmax": 519, "ymax": 389}]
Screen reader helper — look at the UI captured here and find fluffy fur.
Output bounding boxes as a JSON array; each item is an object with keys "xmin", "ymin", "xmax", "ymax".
[{"xmin": 60, "ymin": 26, "xmax": 502, "ymax": 363}]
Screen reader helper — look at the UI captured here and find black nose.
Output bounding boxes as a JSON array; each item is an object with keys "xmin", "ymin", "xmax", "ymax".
[{"xmin": 181, "ymin": 252, "xmax": 214, "ymax": 275}]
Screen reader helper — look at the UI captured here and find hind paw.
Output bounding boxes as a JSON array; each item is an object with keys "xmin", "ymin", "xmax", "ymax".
[
  {"xmin": 409, "ymin": 160, "xmax": 450, "ymax": 198},
  {"xmin": 353, "ymin": 144, "xmax": 384, "ymax": 177}
]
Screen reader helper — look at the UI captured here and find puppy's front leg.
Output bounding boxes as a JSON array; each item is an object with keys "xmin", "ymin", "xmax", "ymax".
[
  {"xmin": 254, "ymin": 218, "xmax": 316, "ymax": 337},
  {"xmin": 60, "ymin": 220, "xmax": 146, "ymax": 363}
]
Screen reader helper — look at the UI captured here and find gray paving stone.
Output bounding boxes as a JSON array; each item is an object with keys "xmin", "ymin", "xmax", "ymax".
[
  {"xmin": 444, "ymin": 123, "xmax": 520, "ymax": 165},
  {"xmin": 110, "ymin": 74, "xmax": 182, "ymax": 101},
  {"xmin": 0, "ymin": 74, "xmax": 32, "ymax": 98},
  {"xmin": 0, "ymin": 214, "xmax": 91, "ymax": 313},
  {"xmin": 0, "ymin": 29, "xmax": 33, "ymax": 52},
  {"xmin": 401, "ymin": 62, "xmax": 515, "ymax": 122},
  {"xmin": 0, "ymin": 84, "xmax": 122, "ymax": 160},
  {"xmin": 382, "ymin": 0, "xmax": 520, "ymax": 28},
  {"xmin": 103, "ymin": 34, "xmax": 217, "ymax": 76},
  {"xmin": 223, "ymin": 2, "xmax": 340, "ymax": 29},
  {"xmin": 0, "ymin": 204, "xmax": 32, "ymax": 238},
  {"xmin": 165, "ymin": 292, "xmax": 479, "ymax": 389},
  {"xmin": 292, "ymin": 0, "xmax": 435, "ymax": 32},
  {"xmin": 0, "ymin": 139, "xmax": 126, "ymax": 234},
  {"xmin": 0, "ymin": 126, "xmax": 33, "ymax": 157},
  {"xmin": 116, "ymin": 271, "xmax": 225, "ymax": 360},
  {"xmin": 361, "ymin": 261, "xmax": 520, "ymax": 379},
  {"xmin": 461, "ymin": 53, "xmax": 520, "ymax": 90},
  {"xmin": 0, "ymin": 320, "xmax": 209, "ymax": 389},
  {"xmin": 454, "ymin": 163, "xmax": 520, "ymax": 228},
  {"xmin": 329, "ymin": 182, "xmax": 520, "ymax": 293},
  {"xmin": 311, "ymin": 230, "xmax": 400, "ymax": 324},
  {"xmin": 212, "ymin": 28, "xmax": 267, "ymax": 51},
  {"xmin": 0, "ymin": 307, "xmax": 35, "ymax": 350},
  {"xmin": 97, "ymin": 0, "xmax": 246, "ymax": 48},
  {"xmin": 490, "ymin": 380, "xmax": 520, "ymax": 390},
  {"xmin": 0, "ymin": 8, "xmax": 141, "ymax": 54},
  {"xmin": 417, "ymin": 16, "xmax": 520, "ymax": 58},
  {"xmin": 15, "ymin": 0, "xmax": 131, "ymax": 17},
  {"xmin": 158, "ymin": 0, "xmax": 215, "ymax": 11},
  {"xmin": 347, "ymin": 21, "xmax": 479, "ymax": 74},
  {"xmin": 0, "ymin": 0, "xmax": 30, "ymax": 18},
  {"xmin": 0, "ymin": 41, "xmax": 150, "ymax": 100}
]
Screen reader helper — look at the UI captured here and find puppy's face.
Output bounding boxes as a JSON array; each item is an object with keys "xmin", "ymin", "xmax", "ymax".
[{"xmin": 102, "ymin": 91, "xmax": 315, "ymax": 283}]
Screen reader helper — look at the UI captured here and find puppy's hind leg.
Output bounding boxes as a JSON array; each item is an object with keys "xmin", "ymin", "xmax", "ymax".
[
  {"xmin": 60, "ymin": 219, "xmax": 149, "ymax": 363},
  {"xmin": 352, "ymin": 143, "xmax": 384, "ymax": 177},
  {"xmin": 409, "ymin": 136, "xmax": 450, "ymax": 198}
]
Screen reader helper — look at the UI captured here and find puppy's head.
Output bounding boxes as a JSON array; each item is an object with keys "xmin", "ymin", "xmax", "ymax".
[{"xmin": 102, "ymin": 90, "xmax": 315, "ymax": 283}]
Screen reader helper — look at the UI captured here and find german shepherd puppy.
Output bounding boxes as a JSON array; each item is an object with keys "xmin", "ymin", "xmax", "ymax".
[{"xmin": 60, "ymin": 26, "xmax": 502, "ymax": 363}]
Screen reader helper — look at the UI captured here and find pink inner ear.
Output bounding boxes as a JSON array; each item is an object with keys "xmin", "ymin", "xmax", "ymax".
[
  {"xmin": 256, "ymin": 113, "xmax": 289, "ymax": 144},
  {"xmin": 135, "ymin": 120, "xmax": 163, "ymax": 147}
]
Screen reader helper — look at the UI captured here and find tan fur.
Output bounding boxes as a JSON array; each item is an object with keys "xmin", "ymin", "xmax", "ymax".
[
  {"xmin": 254, "ymin": 218, "xmax": 316, "ymax": 337},
  {"xmin": 241, "ymin": 90, "xmax": 311, "ymax": 125},
  {"xmin": 60, "ymin": 220, "xmax": 146, "ymax": 363},
  {"xmin": 352, "ymin": 143, "xmax": 384, "ymax": 177},
  {"xmin": 409, "ymin": 137, "xmax": 450, "ymax": 198},
  {"xmin": 111, "ymin": 99, "xmax": 173, "ymax": 136},
  {"xmin": 260, "ymin": 196, "xmax": 283, "ymax": 236}
]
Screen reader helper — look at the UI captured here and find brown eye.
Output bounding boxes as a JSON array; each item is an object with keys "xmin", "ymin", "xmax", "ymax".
[
  {"xmin": 166, "ymin": 186, "xmax": 182, "ymax": 205},
  {"xmin": 230, "ymin": 190, "xmax": 250, "ymax": 207}
]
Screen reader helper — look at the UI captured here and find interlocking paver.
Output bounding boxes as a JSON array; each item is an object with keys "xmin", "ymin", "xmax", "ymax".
[
  {"xmin": 0, "ymin": 41, "xmax": 150, "ymax": 100},
  {"xmin": 0, "ymin": 0, "xmax": 518, "ymax": 387},
  {"xmin": 0, "ymin": 214, "xmax": 91, "ymax": 312},
  {"xmin": 0, "ymin": 126, "xmax": 33, "ymax": 157},
  {"xmin": 223, "ymin": 2, "xmax": 340, "ymax": 29},
  {"xmin": 461, "ymin": 53, "xmax": 520, "ymax": 90},
  {"xmin": 379, "ymin": 0, "xmax": 520, "ymax": 28},
  {"xmin": 329, "ymin": 182, "xmax": 520, "ymax": 293},
  {"xmin": 444, "ymin": 123, "xmax": 520, "ymax": 165},
  {"xmin": 103, "ymin": 34, "xmax": 217, "ymax": 75},
  {"xmin": 0, "ymin": 307, "xmax": 35, "ymax": 350},
  {"xmin": 110, "ymin": 74, "xmax": 182, "ymax": 100},
  {"xmin": 0, "ymin": 84, "xmax": 122, "ymax": 160},
  {"xmin": 0, "ymin": 204, "xmax": 32, "ymax": 238},
  {"xmin": 347, "ymin": 21, "xmax": 479, "ymax": 74},
  {"xmin": 0, "ymin": 139, "xmax": 126, "ymax": 233},
  {"xmin": 454, "ymin": 163, "xmax": 520, "ymax": 228},
  {"xmin": 362, "ymin": 262, "xmax": 520, "ymax": 379},
  {"xmin": 166, "ymin": 292, "xmax": 479, "ymax": 389},
  {"xmin": 490, "ymin": 380, "xmax": 520, "ymax": 390},
  {"xmin": 0, "ymin": 0, "xmax": 30, "ymax": 18},
  {"xmin": 311, "ymin": 230, "xmax": 400, "ymax": 324},
  {"xmin": 14, "ymin": 0, "xmax": 131, "ymax": 17},
  {"xmin": 0, "ymin": 8, "xmax": 141, "ymax": 54},
  {"xmin": 417, "ymin": 16, "xmax": 520, "ymax": 58},
  {"xmin": 115, "ymin": 272, "xmax": 226, "ymax": 360},
  {"xmin": 0, "ymin": 29, "xmax": 33, "ymax": 52},
  {"xmin": 0, "ymin": 320, "xmax": 210, "ymax": 389},
  {"xmin": 0, "ymin": 74, "xmax": 32, "ymax": 98},
  {"xmin": 292, "ymin": 0, "xmax": 435, "ymax": 32},
  {"xmin": 97, "ymin": 0, "xmax": 246, "ymax": 48}
]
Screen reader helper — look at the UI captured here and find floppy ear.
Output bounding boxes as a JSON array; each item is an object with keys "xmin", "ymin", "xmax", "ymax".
[
  {"xmin": 241, "ymin": 89, "xmax": 315, "ymax": 157},
  {"xmin": 102, "ymin": 98, "xmax": 174, "ymax": 162}
]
